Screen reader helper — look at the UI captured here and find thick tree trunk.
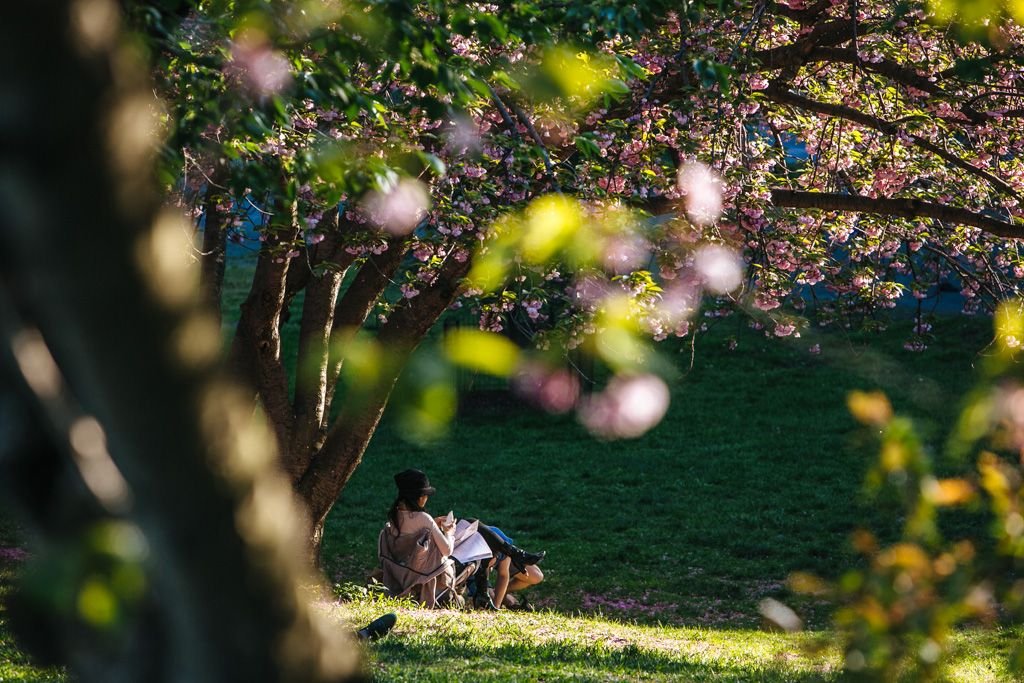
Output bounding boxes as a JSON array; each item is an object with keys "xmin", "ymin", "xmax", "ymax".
[
  {"xmin": 0, "ymin": 3, "xmax": 360, "ymax": 681},
  {"xmin": 282, "ymin": 238, "xmax": 410, "ymax": 485},
  {"xmin": 199, "ymin": 166, "xmax": 229, "ymax": 327},
  {"xmin": 299, "ymin": 255, "xmax": 473, "ymax": 558},
  {"xmin": 290, "ymin": 222, "xmax": 353, "ymax": 477},
  {"xmin": 229, "ymin": 225, "xmax": 299, "ymax": 450}
]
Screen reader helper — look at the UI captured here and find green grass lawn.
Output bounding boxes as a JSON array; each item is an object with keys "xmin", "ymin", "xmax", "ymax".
[
  {"xmin": 0, "ymin": 261, "xmax": 1007, "ymax": 680},
  {"xmin": 331, "ymin": 594, "xmax": 1019, "ymax": 682},
  {"xmin": 323, "ymin": 312, "xmax": 994, "ymax": 631}
]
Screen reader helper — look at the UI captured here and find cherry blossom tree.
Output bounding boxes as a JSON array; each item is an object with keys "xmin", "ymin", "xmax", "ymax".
[{"xmin": 142, "ymin": 0, "xmax": 1023, "ymax": 556}]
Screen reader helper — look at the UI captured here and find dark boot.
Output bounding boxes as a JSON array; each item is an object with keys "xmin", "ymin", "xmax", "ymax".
[
  {"xmin": 356, "ymin": 613, "xmax": 397, "ymax": 640},
  {"xmin": 471, "ymin": 521, "xmax": 546, "ymax": 574},
  {"xmin": 472, "ymin": 563, "xmax": 496, "ymax": 609},
  {"xmin": 505, "ymin": 545, "xmax": 545, "ymax": 574}
]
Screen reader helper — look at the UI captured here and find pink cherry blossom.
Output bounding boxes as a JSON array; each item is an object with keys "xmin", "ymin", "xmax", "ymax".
[
  {"xmin": 694, "ymin": 244, "xmax": 744, "ymax": 294},
  {"xmin": 228, "ymin": 34, "xmax": 292, "ymax": 96},
  {"xmin": 578, "ymin": 373, "xmax": 670, "ymax": 439},
  {"xmin": 677, "ymin": 163, "xmax": 723, "ymax": 226},
  {"xmin": 363, "ymin": 179, "xmax": 431, "ymax": 235}
]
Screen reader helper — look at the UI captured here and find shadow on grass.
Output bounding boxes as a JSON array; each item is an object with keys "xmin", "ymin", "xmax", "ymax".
[{"xmin": 368, "ymin": 636, "xmax": 833, "ymax": 682}]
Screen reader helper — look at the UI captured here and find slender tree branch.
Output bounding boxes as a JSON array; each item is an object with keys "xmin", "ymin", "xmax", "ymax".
[
  {"xmin": 771, "ymin": 189, "xmax": 1024, "ymax": 239},
  {"xmin": 320, "ymin": 236, "xmax": 411, "ymax": 407},
  {"xmin": 290, "ymin": 214, "xmax": 355, "ymax": 479},
  {"xmin": 198, "ymin": 164, "xmax": 229, "ymax": 327},
  {"xmin": 510, "ymin": 102, "xmax": 562, "ymax": 191},
  {"xmin": 763, "ymin": 85, "xmax": 1024, "ymax": 202}
]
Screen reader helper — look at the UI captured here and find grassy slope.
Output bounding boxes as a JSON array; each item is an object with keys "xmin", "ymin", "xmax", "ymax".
[
  {"xmin": 333, "ymin": 595, "xmax": 1018, "ymax": 682},
  {"xmin": 0, "ymin": 260, "xmax": 1005, "ymax": 680},
  {"xmin": 0, "ymin": 519, "xmax": 65, "ymax": 682},
  {"xmin": 324, "ymin": 313, "xmax": 993, "ymax": 630}
]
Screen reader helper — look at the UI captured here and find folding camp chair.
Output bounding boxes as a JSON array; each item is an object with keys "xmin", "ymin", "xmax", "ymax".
[{"xmin": 377, "ymin": 526, "xmax": 478, "ymax": 608}]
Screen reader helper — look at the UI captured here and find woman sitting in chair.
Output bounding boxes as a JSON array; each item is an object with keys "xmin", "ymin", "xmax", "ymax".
[{"xmin": 378, "ymin": 469, "xmax": 544, "ymax": 608}]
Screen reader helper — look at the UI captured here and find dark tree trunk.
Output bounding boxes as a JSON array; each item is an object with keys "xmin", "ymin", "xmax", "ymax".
[
  {"xmin": 229, "ymin": 225, "xmax": 299, "ymax": 451},
  {"xmin": 199, "ymin": 166, "xmax": 229, "ymax": 327},
  {"xmin": 299, "ymin": 255, "xmax": 472, "ymax": 559},
  {"xmin": 0, "ymin": 3, "xmax": 360, "ymax": 681}
]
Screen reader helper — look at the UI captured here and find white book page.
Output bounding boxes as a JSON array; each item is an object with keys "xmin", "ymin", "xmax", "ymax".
[
  {"xmin": 451, "ymin": 531, "xmax": 492, "ymax": 564},
  {"xmin": 453, "ymin": 518, "xmax": 479, "ymax": 545}
]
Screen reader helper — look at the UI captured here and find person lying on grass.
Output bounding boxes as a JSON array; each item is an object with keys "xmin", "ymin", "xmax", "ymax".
[{"xmin": 378, "ymin": 468, "xmax": 544, "ymax": 609}]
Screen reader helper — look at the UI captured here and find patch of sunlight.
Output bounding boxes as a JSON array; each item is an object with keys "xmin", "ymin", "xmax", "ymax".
[{"xmin": 319, "ymin": 596, "xmax": 1016, "ymax": 682}]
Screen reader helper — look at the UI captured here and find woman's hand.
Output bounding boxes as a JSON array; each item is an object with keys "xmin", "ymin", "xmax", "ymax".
[{"xmin": 435, "ymin": 515, "xmax": 453, "ymax": 531}]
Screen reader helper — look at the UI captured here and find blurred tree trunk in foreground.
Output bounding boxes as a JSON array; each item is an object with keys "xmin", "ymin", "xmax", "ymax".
[{"xmin": 0, "ymin": 1, "xmax": 361, "ymax": 681}]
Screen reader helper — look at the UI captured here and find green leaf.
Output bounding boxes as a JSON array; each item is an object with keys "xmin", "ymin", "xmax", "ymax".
[
  {"xmin": 574, "ymin": 136, "xmax": 602, "ymax": 159},
  {"xmin": 952, "ymin": 57, "xmax": 992, "ymax": 83}
]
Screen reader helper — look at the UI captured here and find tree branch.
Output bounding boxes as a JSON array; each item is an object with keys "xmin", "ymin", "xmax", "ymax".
[
  {"xmin": 770, "ymin": 189, "xmax": 1024, "ymax": 239},
  {"xmin": 752, "ymin": 18, "xmax": 873, "ymax": 69},
  {"xmin": 318, "ymin": 237, "xmax": 411, "ymax": 425},
  {"xmin": 763, "ymin": 85, "xmax": 1024, "ymax": 202},
  {"xmin": 289, "ymin": 214, "xmax": 357, "ymax": 479},
  {"xmin": 198, "ymin": 164, "xmax": 229, "ymax": 327},
  {"xmin": 768, "ymin": 0, "xmax": 831, "ymax": 23},
  {"xmin": 281, "ymin": 211, "xmax": 357, "ymax": 319},
  {"xmin": 228, "ymin": 225, "xmax": 299, "ymax": 450},
  {"xmin": 298, "ymin": 253, "xmax": 472, "ymax": 529}
]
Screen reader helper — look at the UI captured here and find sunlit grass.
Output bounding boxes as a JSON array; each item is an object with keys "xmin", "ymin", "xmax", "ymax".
[
  {"xmin": 0, "ymin": 562, "xmax": 66, "ymax": 683},
  {"xmin": 326, "ymin": 309, "xmax": 994, "ymax": 632},
  {"xmin": 329, "ymin": 594, "xmax": 1017, "ymax": 682},
  {"xmin": 0, "ymin": 262, "xmax": 1001, "ymax": 680}
]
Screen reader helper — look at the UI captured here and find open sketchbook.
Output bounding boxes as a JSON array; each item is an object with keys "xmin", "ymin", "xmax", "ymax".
[{"xmin": 448, "ymin": 516, "xmax": 492, "ymax": 565}]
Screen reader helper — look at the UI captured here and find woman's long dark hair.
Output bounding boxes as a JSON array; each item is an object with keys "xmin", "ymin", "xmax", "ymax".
[{"xmin": 388, "ymin": 493, "xmax": 425, "ymax": 535}]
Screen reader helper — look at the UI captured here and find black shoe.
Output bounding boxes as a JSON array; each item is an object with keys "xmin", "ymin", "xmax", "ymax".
[
  {"xmin": 507, "ymin": 546, "xmax": 545, "ymax": 573},
  {"xmin": 356, "ymin": 613, "xmax": 397, "ymax": 641}
]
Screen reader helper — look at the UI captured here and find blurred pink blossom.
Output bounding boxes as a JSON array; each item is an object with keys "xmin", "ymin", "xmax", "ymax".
[
  {"xmin": 228, "ymin": 35, "xmax": 292, "ymax": 96},
  {"xmin": 658, "ymin": 281, "xmax": 698, "ymax": 324},
  {"xmin": 578, "ymin": 373, "xmax": 670, "ymax": 439},
  {"xmin": 0, "ymin": 547, "xmax": 29, "ymax": 562},
  {"xmin": 677, "ymin": 163, "xmax": 723, "ymax": 226},
  {"xmin": 996, "ymin": 384, "xmax": 1024, "ymax": 452},
  {"xmin": 447, "ymin": 115, "xmax": 483, "ymax": 153},
  {"xmin": 694, "ymin": 244, "xmax": 743, "ymax": 294},
  {"xmin": 514, "ymin": 364, "xmax": 580, "ymax": 414},
  {"xmin": 602, "ymin": 235, "xmax": 649, "ymax": 274},
  {"xmin": 363, "ymin": 179, "xmax": 431, "ymax": 235}
]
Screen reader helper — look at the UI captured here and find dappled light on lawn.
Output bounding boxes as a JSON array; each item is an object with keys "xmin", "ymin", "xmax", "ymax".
[{"xmin": 323, "ymin": 593, "xmax": 1019, "ymax": 682}]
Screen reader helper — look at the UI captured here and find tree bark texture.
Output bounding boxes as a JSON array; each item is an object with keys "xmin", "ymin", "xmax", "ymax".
[
  {"xmin": 199, "ymin": 165, "xmax": 229, "ymax": 328},
  {"xmin": 299, "ymin": 255, "xmax": 473, "ymax": 551},
  {"xmin": 229, "ymin": 226, "xmax": 300, "ymax": 451},
  {"xmin": 0, "ymin": 2, "xmax": 360, "ymax": 681},
  {"xmin": 290, "ymin": 221, "xmax": 353, "ymax": 477}
]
